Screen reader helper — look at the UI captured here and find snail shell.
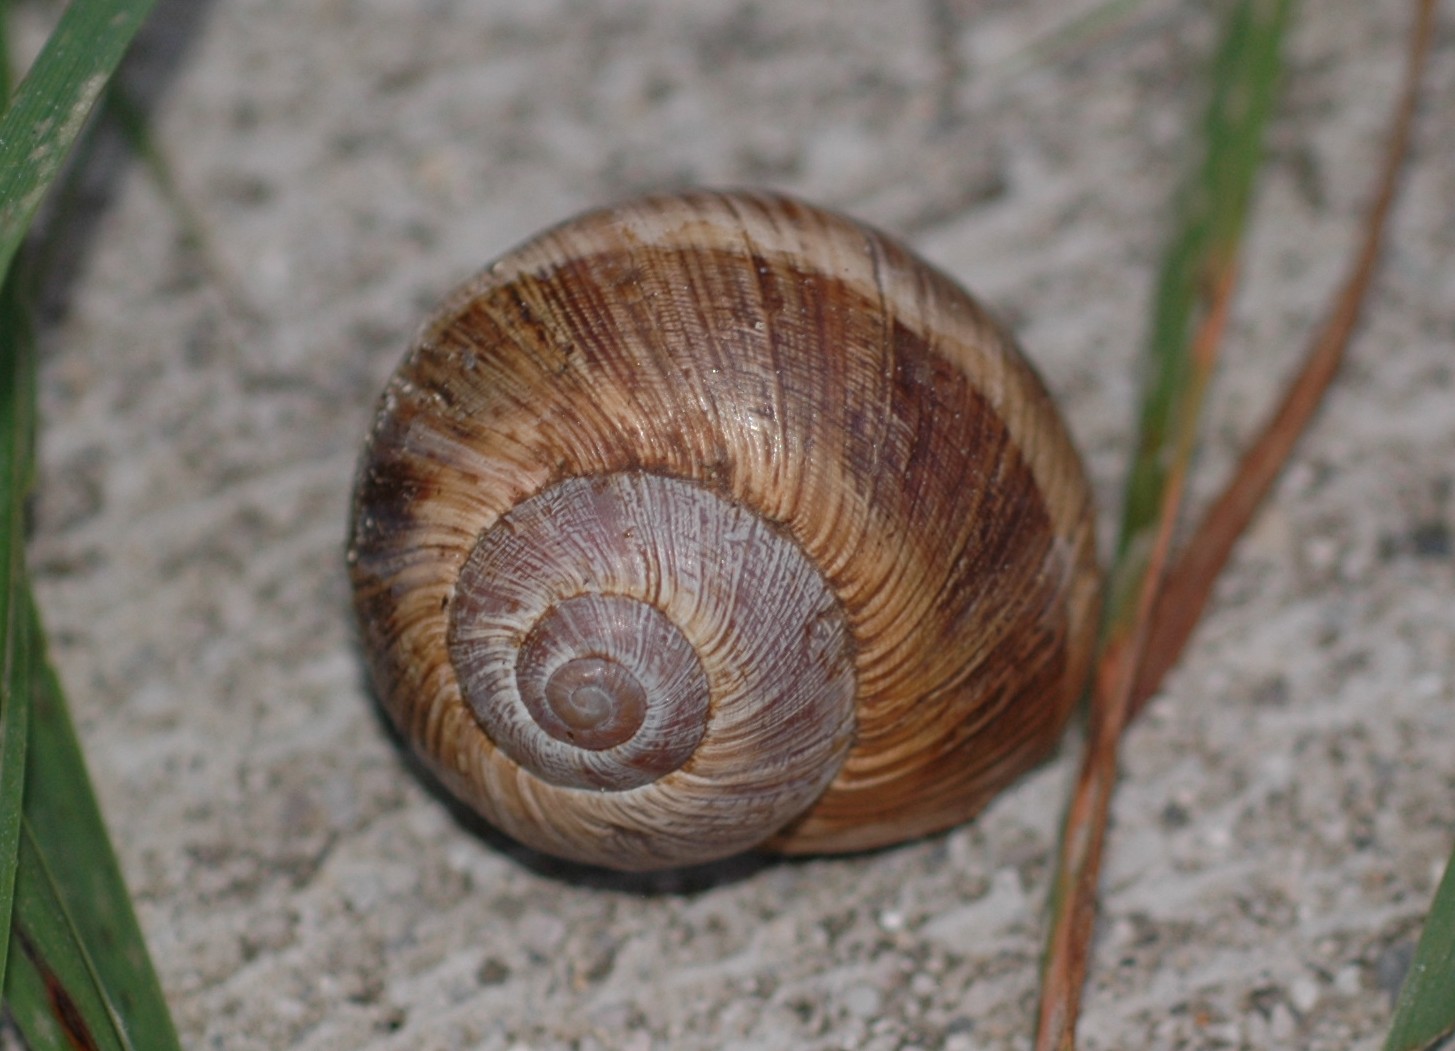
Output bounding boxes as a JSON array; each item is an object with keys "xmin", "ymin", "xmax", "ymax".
[{"xmin": 348, "ymin": 190, "xmax": 1101, "ymax": 871}]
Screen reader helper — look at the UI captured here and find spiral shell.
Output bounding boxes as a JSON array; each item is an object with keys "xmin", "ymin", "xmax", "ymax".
[{"xmin": 348, "ymin": 190, "xmax": 1101, "ymax": 871}]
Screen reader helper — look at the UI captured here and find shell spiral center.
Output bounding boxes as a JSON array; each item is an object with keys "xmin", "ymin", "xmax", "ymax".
[{"xmin": 540, "ymin": 656, "xmax": 645, "ymax": 748}]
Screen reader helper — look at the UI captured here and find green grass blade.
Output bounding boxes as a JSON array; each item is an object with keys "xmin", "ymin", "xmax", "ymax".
[
  {"xmin": 1111, "ymin": 0, "xmax": 1294, "ymax": 584},
  {"xmin": 0, "ymin": 0, "xmax": 11, "ymax": 100},
  {"xmin": 11, "ymin": 602, "xmax": 182, "ymax": 1049},
  {"xmin": 0, "ymin": 266, "xmax": 35, "ymax": 992},
  {"xmin": 1035, "ymin": 3, "xmax": 1294, "ymax": 1046},
  {"xmin": 0, "ymin": 0, "xmax": 39, "ymax": 996},
  {"xmin": 6, "ymin": 817, "xmax": 133, "ymax": 1051},
  {"xmin": 1384, "ymin": 845, "xmax": 1455, "ymax": 1051},
  {"xmin": 0, "ymin": 4, "xmax": 180, "ymax": 1045},
  {"xmin": 0, "ymin": 0, "xmax": 158, "ymax": 285},
  {"xmin": 0, "ymin": 596, "xmax": 28, "ymax": 994},
  {"xmin": 1130, "ymin": 0, "xmax": 1435, "ymax": 717},
  {"xmin": 1004, "ymin": 0, "xmax": 1150, "ymax": 72},
  {"xmin": 0, "ymin": 229, "xmax": 179, "ymax": 1051}
]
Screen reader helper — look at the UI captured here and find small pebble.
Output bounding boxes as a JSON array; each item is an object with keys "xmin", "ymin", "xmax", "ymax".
[
  {"xmin": 1269, "ymin": 1003, "xmax": 1297, "ymax": 1041},
  {"xmin": 843, "ymin": 984, "xmax": 883, "ymax": 1019},
  {"xmin": 1289, "ymin": 974, "xmax": 1320, "ymax": 1014}
]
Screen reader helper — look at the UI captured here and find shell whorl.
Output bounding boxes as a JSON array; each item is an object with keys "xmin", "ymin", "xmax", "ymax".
[
  {"xmin": 348, "ymin": 190, "xmax": 1102, "ymax": 871},
  {"xmin": 446, "ymin": 472, "xmax": 856, "ymax": 837}
]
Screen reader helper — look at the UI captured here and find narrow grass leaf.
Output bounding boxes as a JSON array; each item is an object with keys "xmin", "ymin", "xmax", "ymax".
[
  {"xmin": 1112, "ymin": 0, "xmax": 1293, "ymax": 577},
  {"xmin": 6, "ymin": 817, "xmax": 133, "ymax": 1051},
  {"xmin": 0, "ymin": 0, "xmax": 11, "ymax": 98},
  {"xmin": 0, "ymin": 603, "xmax": 28, "ymax": 995},
  {"xmin": 1035, "ymin": 2, "xmax": 1293, "ymax": 1047},
  {"xmin": 0, "ymin": 2, "xmax": 180, "ymax": 1044},
  {"xmin": 1385, "ymin": 844, "xmax": 1455, "ymax": 1051},
  {"xmin": 12, "ymin": 600, "xmax": 182, "ymax": 1048},
  {"xmin": 0, "ymin": 257, "xmax": 36, "ymax": 993},
  {"xmin": 0, "ymin": 3, "xmax": 38, "ymax": 993},
  {"xmin": 999, "ymin": 0, "xmax": 1151, "ymax": 75},
  {"xmin": 100, "ymin": 86, "xmax": 262, "ymax": 330},
  {"xmin": 0, "ymin": 0, "xmax": 158, "ymax": 285},
  {"xmin": 1129, "ymin": 0, "xmax": 1438, "ymax": 717}
]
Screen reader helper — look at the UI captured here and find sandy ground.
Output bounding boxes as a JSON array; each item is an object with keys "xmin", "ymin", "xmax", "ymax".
[{"xmin": 13, "ymin": 0, "xmax": 1455, "ymax": 1048}]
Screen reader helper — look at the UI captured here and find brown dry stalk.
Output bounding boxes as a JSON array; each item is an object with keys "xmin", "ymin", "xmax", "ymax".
[
  {"xmin": 1130, "ymin": 0, "xmax": 1439, "ymax": 716},
  {"xmin": 1035, "ymin": 261, "xmax": 1242, "ymax": 1051},
  {"xmin": 1034, "ymin": 1, "xmax": 1436, "ymax": 1045}
]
